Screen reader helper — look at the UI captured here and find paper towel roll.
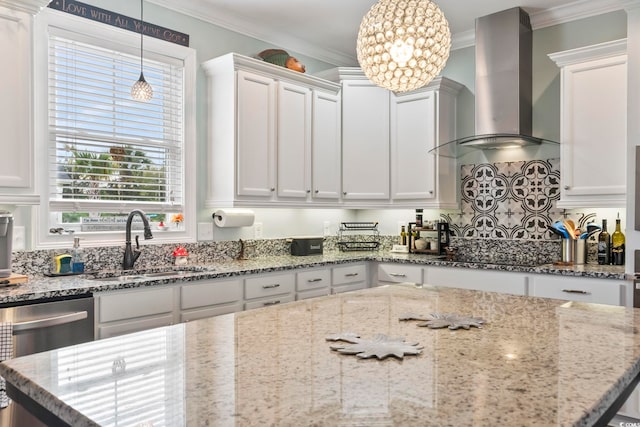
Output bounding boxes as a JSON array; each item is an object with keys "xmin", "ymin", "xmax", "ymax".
[{"xmin": 213, "ymin": 209, "xmax": 255, "ymax": 228}]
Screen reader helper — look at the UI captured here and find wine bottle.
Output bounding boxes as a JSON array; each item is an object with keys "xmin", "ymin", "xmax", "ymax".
[
  {"xmin": 597, "ymin": 219, "xmax": 610, "ymax": 265},
  {"xmin": 400, "ymin": 225, "xmax": 407, "ymax": 246},
  {"xmin": 611, "ymin": 214, "xmax": 625, "ymax": 266}
]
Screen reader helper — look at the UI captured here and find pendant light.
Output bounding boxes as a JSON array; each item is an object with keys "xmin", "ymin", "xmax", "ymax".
[
  {"xmin": 356, "ymin": 0, "xmax": 451, "ymax": 93},
  {"xmin": 131, "ymin": 0, "xmax": 153, "ymax": 101}
]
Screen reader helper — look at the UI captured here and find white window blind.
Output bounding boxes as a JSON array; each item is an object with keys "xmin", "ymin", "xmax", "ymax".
[{"xmin": 48, "ymin": 34, "xmax": 184, "ymax": 214}]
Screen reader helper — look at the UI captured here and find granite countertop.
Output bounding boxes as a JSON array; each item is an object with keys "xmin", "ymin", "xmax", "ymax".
[
  {"xmin": 0, "ymin": 251, "xmax": 627, "ymax": 305},
  {"xmin": 1, "ymin": 284, "xmax": 639, "ymax": 426}
]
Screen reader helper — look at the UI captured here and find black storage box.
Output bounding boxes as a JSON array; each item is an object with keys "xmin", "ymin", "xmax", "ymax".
[{"xmin": 290, "ymin": 237, "xmax": 323, "ymax": 256}]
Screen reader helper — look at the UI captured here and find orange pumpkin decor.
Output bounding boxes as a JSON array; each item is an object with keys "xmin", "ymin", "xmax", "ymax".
[{"xmin": 257, "ymin": 49, "xmax": 306, "ymax": 73}]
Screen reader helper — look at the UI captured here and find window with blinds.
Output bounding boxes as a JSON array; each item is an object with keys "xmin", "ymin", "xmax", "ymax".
[{"xmin": 47, "ymin": 33, "xmax": 184, "ymax": 230}]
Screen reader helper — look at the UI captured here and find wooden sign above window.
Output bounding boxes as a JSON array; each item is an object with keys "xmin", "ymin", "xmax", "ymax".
[{"xmin": 48, "ymin": 0, "xmax": 189, "ymax": 47}]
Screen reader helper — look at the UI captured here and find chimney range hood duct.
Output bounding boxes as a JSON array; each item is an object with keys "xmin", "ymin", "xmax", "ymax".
[{"xmin": 430, "ymin": 7, "xmax": 558, "ymax": 158}]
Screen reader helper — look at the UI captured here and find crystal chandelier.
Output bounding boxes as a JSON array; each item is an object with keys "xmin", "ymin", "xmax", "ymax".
[
  {"xmin": 357, "ymin": 0, "xmax": 451, "ymax": 93},
  {"xmin": 131, "ymin": 0, "xmax": 153, "ymax": 101}
]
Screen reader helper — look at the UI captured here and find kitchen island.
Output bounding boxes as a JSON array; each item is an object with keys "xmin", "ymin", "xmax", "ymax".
[{"xmin": 1, "ymin": 283, "xmax": 639, "ymax": 426}]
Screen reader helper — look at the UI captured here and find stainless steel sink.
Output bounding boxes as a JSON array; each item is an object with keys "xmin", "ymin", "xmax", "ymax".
[{"xmin": 143, "ymin": 271, "xmax": 188, "ymax": 278}]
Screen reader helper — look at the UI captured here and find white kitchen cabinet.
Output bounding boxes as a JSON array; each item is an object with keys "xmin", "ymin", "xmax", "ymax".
[
  {"xmin": 244, "ymin": 272, "xmax": 296, "ymax": 309},
  {"xmin": 390, "ymin": 78, "xmax": 462, "ymax": 208},
  {"xmin": 236, "ymin": 70, "xmax": 277, "ymax": 199},
  {"xmin": 277, "ymin": 81, "xmax": 312, "ymax": 199},
  {"xmin": 180, "ymin": 278, "xmax": 243, "ymax": 322},
  {"xmin": 95, "ymin": 286, "xmax": 176, "ymax": 339},
  {"xmin": 332, "ymin": 263, "xmax": 369, "ymax": 293},
  {"xmin": 203, "ymin": 53, "xmax": 341, "ymax": 208},
  {"xmin": 528, "ymin": 274, "xmax": 630, "ymax": 306},
  {"xmin": 376, "ymin": 263, "xmax": 424, "ymax": 285},
  {"xmin": 340, "ymin": 75, "xmax": 390, "ymax": 200},
  {"xmin": 296, "ymin": 267, "xmax": 331, "ymax": 300},
  {"xmin": 549, "ymin": 39, "xmax": 627, "ymax": 208},
  {"xmin": 311, "ymin": 90, "xmax": 342, "ymax": 200},
  {"xmin": 424, "ymin": 266, "xmax": 528, "ymax": 296},
  {"xmin": 0, "ymin": 5, "xmax": 39, "ymax": 205}
]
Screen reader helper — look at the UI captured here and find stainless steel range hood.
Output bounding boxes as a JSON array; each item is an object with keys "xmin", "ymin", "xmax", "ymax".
[{"xmin": 430, "ymin": 7, "xmax": 558, "ymax": 158}]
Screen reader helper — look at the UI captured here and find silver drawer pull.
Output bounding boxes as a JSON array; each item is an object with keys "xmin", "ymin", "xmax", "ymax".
[
  {"xmin": 345, "ymin": 273, "xmax": 359, "ymax": 277},
  {"xmin": 389, "ymin": 273, "xmax": 407, "ymax": 277},
  {"xmin": 262, "ymin": 284, "xmax": 280, "ymax": 289},
  {"xmin": 307, "ymin": 278, "xmax": 323, "ymax": 283},
  {"xmin": 562, "ymin": 289, "xmax": 590, "ymax": 295},
  {"xmin": 263, "ymin": 300, "xmax": 281, "ymax": 306}
]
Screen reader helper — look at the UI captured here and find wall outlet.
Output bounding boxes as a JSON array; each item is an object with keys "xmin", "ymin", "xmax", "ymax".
[
  {"xmin": 323, "ymin": 221, "xmax": 331, "ymax": 236},
  {"xmin": 254, "ymin": 222, "xmax": 263, "ymax": 239},
  {"xmin": 197, "ymin": 222, "xmax": 214, "ymax": 241},
  {"xmin": 12, "ymin": 226, "xmax": 25, "ymax": 251}
]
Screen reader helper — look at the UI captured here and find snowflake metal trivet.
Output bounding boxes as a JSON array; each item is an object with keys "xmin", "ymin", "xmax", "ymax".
[
  {"xmin": 326, "ymin": 333, "xmax": 423, "ymax": 360},
  {"xmin": 399, "ymin": 312, "xmax": 485, "ymax": 330}
]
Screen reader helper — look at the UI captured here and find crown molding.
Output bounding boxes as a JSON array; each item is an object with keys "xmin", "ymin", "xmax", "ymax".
[
  {"xmin": 148, "ymin": 0, "xmax": 636, "ymax": 65},
  {"xmin": 0, "ymin": 0, "xmax": 50, "ymax": 14},
  {"xmin": 531, "ymin": 0, "xmax": 635, "ymax": 29}
]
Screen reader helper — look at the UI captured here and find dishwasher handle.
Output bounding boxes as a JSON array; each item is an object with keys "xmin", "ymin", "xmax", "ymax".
[{"xmin": 13, "ymin": 311, "xmax": 88, "ymax": 334}]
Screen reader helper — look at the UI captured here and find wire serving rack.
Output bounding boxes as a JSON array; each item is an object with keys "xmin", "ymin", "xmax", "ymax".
[{"xmin": 337, "ymin": 222, "xmax": 380, "ymax": 252}]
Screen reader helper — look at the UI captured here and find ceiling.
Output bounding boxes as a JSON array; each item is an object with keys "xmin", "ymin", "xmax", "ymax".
[{"xmin": 149, "ymin": 0, "xmax": 629, "ymax": 65}]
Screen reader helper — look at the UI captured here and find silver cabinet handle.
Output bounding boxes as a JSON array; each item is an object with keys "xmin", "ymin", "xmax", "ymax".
[
  {"xmin": 270, "ymin": 187, "xmax": 276, "ymax": 192},
  {"xmin": 389, "ymin": 273, "xmax": 407, "ymax": 277},
  {"xmin": 306, "ymin": 189, "xmax": 311, "ymax": 193},
  {"xmin": 314, "ymin": 190, "xmax": 319, "ymax": 194},
  {"xmin": 428, "ymin": 190, "xmax": 434, "ymax": 195},
  {"xmin": 345, "ymin": 273, "xmax": 359, "ymax": 277},
  {"xmin": 562, "ymin": 289, "xmax": 590, "ymax": 294},
  {"xmin": 263, "ymin": 300, "xmax": 281, "ymax": 306},
  {"xmin": 262, "ymin": 283, "xmax": 280, "ymax": 289},
  {"xmin": 13, "ymin": 311, "xmax": 88, "ymax": 333},
  {"xmin": 307, "ymin": 278, "xmax": 323, "ymax": 283},
  {"xmin": 564, "ymin": 185, "xmax": 570, "ymax": 190},
  {"xmin": 343, "ymin": 192, "xmax": 347, "ymax": 196}
]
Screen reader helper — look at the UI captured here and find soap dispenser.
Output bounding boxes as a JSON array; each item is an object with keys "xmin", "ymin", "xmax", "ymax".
[{"xmin": 71, "ymin": 237, "xmax": 85, "ymax": 273}]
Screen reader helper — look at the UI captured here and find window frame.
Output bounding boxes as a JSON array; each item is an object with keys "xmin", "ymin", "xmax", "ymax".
[{"xmin": 34, "ymin": 8, "xmax": 197, "ymax": 249}]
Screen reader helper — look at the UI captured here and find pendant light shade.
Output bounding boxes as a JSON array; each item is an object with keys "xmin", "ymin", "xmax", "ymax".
[
  {"xmin": 356, "ymin": 0, "xmax": 451, "ymax": 93},
  {"xmin": 131, "ymin": 0, "xmax": 153, "ymax": 101}
]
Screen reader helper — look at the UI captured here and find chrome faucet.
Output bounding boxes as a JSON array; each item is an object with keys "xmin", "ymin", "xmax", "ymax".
[{"xmin": 123, "ymin": 209, "xmax": 153, "ymax": 270}]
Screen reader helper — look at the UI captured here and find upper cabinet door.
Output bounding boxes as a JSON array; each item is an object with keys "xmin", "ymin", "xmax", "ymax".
[
  {"xmin": 390, "ymin": 90, "xmax": 437, "ymax": 200},
  {"xmin": 236, "ymin": 70, "xmax": 277, "ymax": 198},
  {"xmin": 550, "ymin": 40, "xmax": 627, "ymax": 208},
  {"xmin": 312, "ymin": 91, "xmax": 341, "ymax": 199},
  {"xmin": 341, "ymin": 79, "xmax": 390, "ymax": 200},
  {"xmin": 0, "ymin": 7, "xmax": 38, "ymax": 204},
  {"xmin": 277, "ymin": 81, "xmax": 312, "ymax": 199}
]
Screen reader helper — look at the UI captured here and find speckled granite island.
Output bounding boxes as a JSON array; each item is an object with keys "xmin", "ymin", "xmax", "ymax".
[{"xmin": 1, "ymin": 283, "xmax": 639, "ymax": 427}]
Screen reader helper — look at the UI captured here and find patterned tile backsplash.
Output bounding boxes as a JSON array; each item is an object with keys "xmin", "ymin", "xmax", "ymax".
[{"xmin": 443, "ymin": 158, "xmax": 597, "ymax": 241}]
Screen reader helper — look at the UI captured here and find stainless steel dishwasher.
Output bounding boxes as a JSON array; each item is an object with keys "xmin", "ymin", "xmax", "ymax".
[{"xmin": 0, "ymin": 295, "xmax": 94, "ymax": 427}]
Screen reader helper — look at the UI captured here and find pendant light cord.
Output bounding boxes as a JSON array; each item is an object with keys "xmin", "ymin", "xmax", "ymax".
[{"xmin": 140, "ymin": 0, "xmax": 144, "ymax": 72}]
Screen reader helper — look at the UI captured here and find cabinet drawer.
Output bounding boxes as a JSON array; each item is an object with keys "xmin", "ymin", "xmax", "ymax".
[
  {"xmin": 297, "ymin": 288, "xmax": 331, "ymax": 300},
  {"xmin": 244, "ymin": 294, "xmax": 295, "ymax": 310},
  {"xmin": 98, "ymin": 287, "xmax": 174, "ymax": 323},
  {"xmin": 377, "ymin": 263, "xmax": 423, "ymax": 284},
  {"xmin": 425, "ymin": 267, "xmax": 527, "ymax": 296},
  {"xmin": 245, "ymin": 273, "xmax": 295, "ymax": 300},
  {"xmin": 332, "ymin": 264, "xmax": 367, "ymax": 286},
  {"xmin": 332, "ymin": 282, "xmax": 367, "ymax": 294},
  {"xmin": 97, "ymin": 314, "xmax": 174, "ymax": 339},
  {"xmin": 180, "ymin": 303, "xmax": 243, "ymax": 322},
  {"xmin": 297, "ymin": 269, "xmax": 331, "ymax": 292},
  {"xmin": 529, "ymin": 275, "xmax": 628, "ymax": 306},
  {"xmin": 181, "ymin": 279, "xmax": 242, "ymax": 310}
]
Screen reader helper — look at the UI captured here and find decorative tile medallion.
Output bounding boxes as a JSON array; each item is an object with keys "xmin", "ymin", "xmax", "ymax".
[{"xmin": 444, "ymin": 159, "xmax": 595, "ymax": 241}]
